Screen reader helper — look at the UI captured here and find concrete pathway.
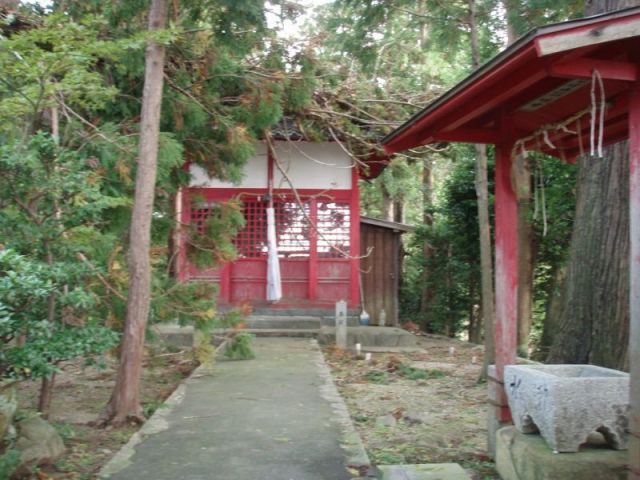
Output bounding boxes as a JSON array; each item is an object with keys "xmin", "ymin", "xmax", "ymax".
[{"xmin": 100, "ymin": 338, "xmax": 368, "ymax": 480}]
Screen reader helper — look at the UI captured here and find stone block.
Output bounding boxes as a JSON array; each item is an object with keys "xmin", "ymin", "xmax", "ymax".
[
  {"xmin": 377, "ymin": 464, "xmax": 470, "ymax": 480},
  {"xmin": 0, "ymin": 386, "xmax": 17, "ymax": 439},
  {"xmin": 504, "ymin": 364, "xmax": 629, "ymax": 453},
  {"xmin": 15, "ymin": 416, "xmax": 65, "ymax": 466},
  {"xmin": 496, "ymin": 426, "xmax": 627, "ymax": 480}
]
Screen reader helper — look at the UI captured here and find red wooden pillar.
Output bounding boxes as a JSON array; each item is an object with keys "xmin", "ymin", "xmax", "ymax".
[
  {"xmin": 309, "ymin": 198, "xmax": 318, "ymax": 301},
  {"xmin": 628, "ymin": 81, "xmax": 640, "ymax": 480},
  {"xmin": 177, "ymin": 188, "xmax": 189, "ymax": 283},
  {"xmin": 350, "ymin": 167, "xmax": 361, "ymax": 308},
  {"xmin": 491, "ymin": 139, "xmax": 518, "ymax": 425}
]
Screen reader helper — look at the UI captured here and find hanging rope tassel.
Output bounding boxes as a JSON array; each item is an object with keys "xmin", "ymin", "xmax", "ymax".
[
  {"xmin": 590, "ymin": 68, "xmax": 606, "ymax": 158},
  {"xmin": 540, "ymin": 161, "xmax": 547, "ymax": 237},
  {"xmin": 595, "ymin": 69, "xmax": 605, "ymax": 158}
]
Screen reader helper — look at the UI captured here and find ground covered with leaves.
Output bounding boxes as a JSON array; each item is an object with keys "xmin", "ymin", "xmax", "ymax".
[
  {"xmin": 324, "ymin": 334, "xmax": 498, "ymax": 479},
  {"xmin": 13, "ymin": 346, "xmax": 196, "ymax": 479}
]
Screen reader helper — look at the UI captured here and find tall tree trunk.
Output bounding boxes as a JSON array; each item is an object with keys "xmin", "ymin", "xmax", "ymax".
[
  {"xmin": 538, "ymin": 264, "xmax": 566, "ymax": 358},
  {"xmin": 514, "ymin": 153, "xmax": 535, "ymax": 357},
  {"xmin": 420, "ymin": 158, "xmax": 434, "ymax": 330},
  {"xmin": 103, "ymin": 0, "xmax": 168, "ymax": 426},
  {"xmin": 39, "ymin": 241, "xmax": 56, "ymax": 418},
  {"xmin": 547, "ymin": 143, "xmax": 630, "ymax": 369},
  {"xmin": 393, "ymin": 199, "xmax": 403, "ymax": 223},
  {"xmin": 381, "ymin": 182, "xmax": 394, "ymax": 221},
  {"xmin": 469, "ymin": 0, "xmax": 495, "ymax": 379},
  {"xmin": 468, "ymin": 274, "xmax": 481, "ymax": 343},
  {"xmin": 547, "ymin": 0, "xmax": 638, "ymax": 371}
]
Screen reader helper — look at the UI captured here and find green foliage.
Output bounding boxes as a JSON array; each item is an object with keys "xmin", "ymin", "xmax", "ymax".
[
  {"xmin": 364, "ymin": 370, "xmax": 390, "ymax": 384},
  {"xmin": 0, "ymin": 14, "xmax": 126, "ymax": 135},
  {"xmin": 0, "ymin": 250, "xmax": 119, "ymax": 381},
  {"xmin": 396, "ymin": 364, "xmax": 445, "ymax": 381},
  {"xmin": 187, "ymin": 199, "xmax": 246, "ymax": 269},
  {"xmin": 0, "ymin": 449, "xmax": 21, "ymax": 480},
  {"xmin": 223, "ymin": 332, "xmax": 256, "ymax": 360}
]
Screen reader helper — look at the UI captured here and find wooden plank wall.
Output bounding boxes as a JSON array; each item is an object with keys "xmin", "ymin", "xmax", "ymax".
[{"xmin": 360, "ymin": 224, "xmax": 400, "ymax": 325}]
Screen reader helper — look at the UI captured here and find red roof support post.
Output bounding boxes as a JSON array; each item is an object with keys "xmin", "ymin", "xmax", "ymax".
[
  {"xmin": 350, "ymin": 166, "xmax": 361, "ymax": 308},
  {"xmin": 309, "ymin": 198, "xmax": 318, "ymax": 301},
  {"xmin": 488, "ymin": 138, "xmax": 518, "ymax": 456},
  {"xmin": 628, "ymin": 81, "xmax": 640, "ymax": 480}
]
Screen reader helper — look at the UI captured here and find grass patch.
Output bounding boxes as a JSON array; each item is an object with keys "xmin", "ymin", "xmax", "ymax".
[
  {"xmin": 364, "ymin": 370, "xmax": 390, "ymax": 384},
  {"xmin": 397, "ymin": 364, "xmax": 445, "ymax": 381}
]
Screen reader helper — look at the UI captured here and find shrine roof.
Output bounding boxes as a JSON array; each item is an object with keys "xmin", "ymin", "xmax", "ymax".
[{"xmin": 383, "ymin": 7, "xmax": 640, "ymax": 161}]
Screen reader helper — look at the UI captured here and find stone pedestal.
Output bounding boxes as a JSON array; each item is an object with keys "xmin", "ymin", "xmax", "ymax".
[
  {"xmin": 335, "ymin": 300, "xmax": 347, "ymax": 349},
  {"xmin": 496, "ymin": 426, "xmax": 627, "ymax": 480},
  {"xmin": 504, "ymin": 364, "xmax": 629, "ymax": 452}
]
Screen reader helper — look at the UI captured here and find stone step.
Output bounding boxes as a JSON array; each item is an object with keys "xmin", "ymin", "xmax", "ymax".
[
  {"xmin": 321, "ymin": 315, "xmax": 360, "ymax": 327},
  {"xmin": 377, "ymin": 464, "xmax": 471, "ymax": 480},
  {"xmin": 319, "ymin": 326, "xmax": 419, "ymax": 348},
  {"xmin": 249, "ymin": 307, "xmax": 359, "ymax": 317},
  {"xmin": 245, "ymin": 315, "xmax": 321, "ymax": 330},
  {"xmin": 238, "ymin": 328, "xmax": 318, "ymax": 338}
]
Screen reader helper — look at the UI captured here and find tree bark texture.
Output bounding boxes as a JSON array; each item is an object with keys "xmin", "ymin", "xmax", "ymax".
[
  {"xmin": 469, "ymin": 0, "xmax": 495, "ymax": 377},
  {"xmin": 420, "ymin": 158, "xmax": 434, "ymax": 330},
  {"xmin": 547, "ymin": 143, "xmax": 630, "ymax": 370},
  {"xmin": 104, "ymin": 0, "xmax": 168, "ymax": 425},
  {"xmin": 381, "ymin": 182, "xmax": 394, "ymax": 222},
  {"xmin": 538, "ymin": 264, "xmax": 566, "ymax": 358},
  {"xmin": 38, "ymin": 372, "xmax": 55, "ymax": 418},
  {"xmin": 513, "ymin": 154, "xmax": 535, "ymax": 357},
  {"xmin": 475, "ymin": 143, "xmax": 496, "ymax": 373}
]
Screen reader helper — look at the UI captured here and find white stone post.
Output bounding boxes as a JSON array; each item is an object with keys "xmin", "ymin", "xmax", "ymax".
[{"xmin": 335, "ymin": 300, "xmax": 348, "ymax": 349}]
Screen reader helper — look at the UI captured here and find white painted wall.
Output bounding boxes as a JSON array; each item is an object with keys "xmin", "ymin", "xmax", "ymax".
[
  {"xmin": 272, "ymin": 142, "xmax": 352, "ymax": 190},
  {"xmin": 188, "ymin": 141, "xmax": 352, "ymax": 190},
  {"xmin": 189, "ymin": 143, "xmax": 269, "ymax": 188}
]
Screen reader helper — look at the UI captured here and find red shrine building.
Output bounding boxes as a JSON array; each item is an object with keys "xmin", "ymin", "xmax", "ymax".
[{"xmin": 176, "ymin": 137, "xmax": 384, "ymax": 312}]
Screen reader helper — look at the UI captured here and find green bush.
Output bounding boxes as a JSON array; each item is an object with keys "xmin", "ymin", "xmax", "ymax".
[{"xmin": 0, "ymin": 250, "xmax": 119, "ymax": 381}]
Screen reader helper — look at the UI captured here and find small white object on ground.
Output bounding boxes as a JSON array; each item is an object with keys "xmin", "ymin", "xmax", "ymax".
[
  {"xmin": 365, "ymin": 353, "xmax": 372, "ymax": 363},
  {"xmin": 449, "ymin": 346, "xmax": 455, "ymax": 356},
  {"xmin": 355, "ymin": 343, "xmax": 361, "ymax": 355}
]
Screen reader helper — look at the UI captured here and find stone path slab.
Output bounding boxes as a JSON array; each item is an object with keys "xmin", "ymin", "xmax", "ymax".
[
  {"xmin": 100, "ymin": 338, "xmax": 368, "ymax": 480},
  {"xmin": 377, "ymin": 464, "xmax": 470, "ymax": 480}
]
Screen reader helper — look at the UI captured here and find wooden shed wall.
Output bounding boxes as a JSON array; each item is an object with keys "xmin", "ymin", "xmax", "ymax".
[{"xmin": 360, "ymin": 223, "xmax": 402, "ymax": 325}]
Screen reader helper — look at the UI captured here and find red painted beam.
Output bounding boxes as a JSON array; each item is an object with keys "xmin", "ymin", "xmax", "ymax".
[
  {"xmin": 384, "ymin": 45, "xmax": 542, "ymax": 152},
  {"xmin": 549, "ymin": 58, "xmax": 639, "ymax": 82},
  {"xmin": 433, "ymin": 128, "xmax": 501, "ymax": 144},
  {"xmin": 628, "ymin": 80, "xmax": 640, "ymax": 480},
  {"xmin": 494, "ymin": 139, "xmax": 518, "ymax": 423}
]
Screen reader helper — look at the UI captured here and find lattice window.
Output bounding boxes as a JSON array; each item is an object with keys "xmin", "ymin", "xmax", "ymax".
[
  {"xmin": 232, "ymin": 200, "xmax": 311, "ymax": 258},
  {"xmin": 190, "ymin": 206, "xmax": 212, "ymax": 235},
  {"xmin": 234, "ymin": 200, "xmax": 268, "ymax": 258},
  {"xmin": 190, "ymin": 198, "xmax": 350, "ymax": 260},
  {"xmin": 274, "ymin": 201, "xmax": 310, "ymax": 258},
  {"xmin": 317, "ymin": 202, "xmax": 350, "ymax": 258}
]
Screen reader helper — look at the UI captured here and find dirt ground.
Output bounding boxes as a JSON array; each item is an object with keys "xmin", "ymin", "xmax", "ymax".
[
  {"xmin": 323, "ymin": 334, "xmax": 499, "ymax": 479},
  {"xmin": 13, "ymin": 346, "xmax": 197, "ymax": 480}
]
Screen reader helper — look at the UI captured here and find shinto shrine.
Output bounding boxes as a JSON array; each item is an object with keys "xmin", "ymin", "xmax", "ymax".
[{"xmin": 176, "ymin": 136, "xmax": 384, "ymax": 311}]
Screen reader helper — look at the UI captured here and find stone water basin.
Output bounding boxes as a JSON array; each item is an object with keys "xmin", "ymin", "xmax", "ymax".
[{"xmin": 504, "ymin": 364, "xmax": 629, "ymax": 453}]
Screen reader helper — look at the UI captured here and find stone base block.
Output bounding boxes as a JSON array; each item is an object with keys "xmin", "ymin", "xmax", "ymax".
[
  {"xmin": 496, "ymin": 426, "xmax": 627, "ymax": 480},
  {"xmin": 505, "ymin": 364, "xmax": 629, "ymax": 452},
  {"xmin": 377, "ymin": 464, "xmax": 470, "ymax": 480}
]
